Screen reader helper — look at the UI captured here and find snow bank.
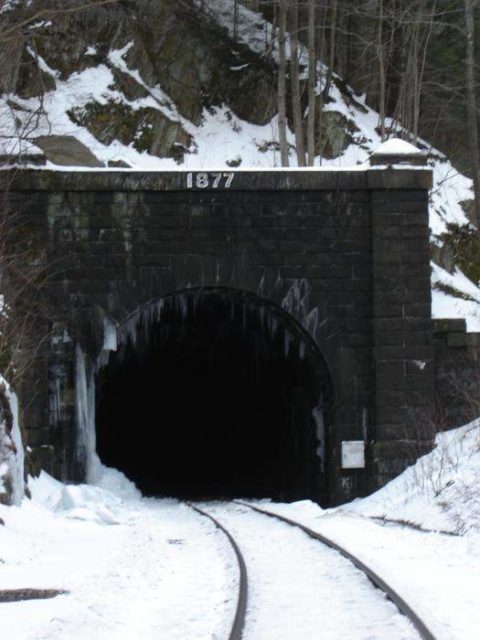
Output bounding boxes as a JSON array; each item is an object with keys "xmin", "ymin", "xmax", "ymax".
[
  {"xmin": 345, "ymin": 418, "xmax": 480, "ymax": 534},
  {"xmin": 0, "ymin": 375, "xmax": 24, "ymax": 506},
  {"xmin": 26, "ymin": 466, "xmax": 139, "ymax": 525}
]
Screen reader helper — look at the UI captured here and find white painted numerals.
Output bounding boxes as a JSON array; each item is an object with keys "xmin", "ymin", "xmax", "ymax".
[{"xmin": 186, "ymin": 172, "xmax": 234, "ymax": 189}]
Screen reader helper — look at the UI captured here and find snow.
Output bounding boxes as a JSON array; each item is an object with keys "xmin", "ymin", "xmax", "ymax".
[
  {"xmin": 347, "ymin": 417, "xmax": 480, "ymax": 535},
  {"xmin": 374, "ymin": 138, "xmax": 424, "ymax": 156},
  {"xmin": 258, "ymin": 499, "xmax": 478, "ymax": 640},
  {"xmin": 2, "ymin": 416, "xmax": 480, "ymax": 638},
  {"xmin": 431, "ymin": 262, "xmax": 480, "ymax": 331},
  {"xmin": 0, "ymin": 474, "xmax": 238, "ymax": 640},
  {"xmin": 251, "ymin": 417, "xmax": 480, "ymax": 637},
  {"xmin": 203, "ymin": 502, "xmax": 418, "ymax": 639}
]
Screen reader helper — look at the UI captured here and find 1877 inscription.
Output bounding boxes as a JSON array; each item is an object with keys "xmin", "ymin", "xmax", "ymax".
[{"xmin": 186, "ymin": 172, "xmax": 234, "ymax": 189}]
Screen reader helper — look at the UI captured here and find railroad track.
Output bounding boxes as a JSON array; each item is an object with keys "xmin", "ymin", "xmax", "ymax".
[
  {"xmin": 234, "ymin": 500, "xmax": 437, "ymax": 640},
  {"xmin": 186, "ymin": 503, "xmax": 248, "ymax": 640},
  {"xmin": 188, "ymin": 500, "xmax": 438, "ymax": 640}
]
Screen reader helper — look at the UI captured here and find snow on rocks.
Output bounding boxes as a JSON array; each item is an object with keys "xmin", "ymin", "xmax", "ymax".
[
  {"xmin": 431, "ymin": 263, "xmax": 480, "ymax": 331},
  {"xmin": 2, "ymin": 0, "xmax": 478, "ymax": 328}
]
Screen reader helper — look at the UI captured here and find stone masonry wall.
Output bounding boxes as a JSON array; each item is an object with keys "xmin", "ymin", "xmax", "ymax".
[
  {"xmin": 1, "ymin": 167, "xmax": 434, "ymax": 504},
  {"xmin": 433, "ymin": 318, "xmax": 480, "ymax": 430}
]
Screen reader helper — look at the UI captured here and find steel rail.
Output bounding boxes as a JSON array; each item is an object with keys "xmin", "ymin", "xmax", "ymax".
[
  {"xmin": 186, "ymin": 503, "xmax": 248, "ymax": 640},
  {"xmin": 235, "ymin": 501, "xmax": 437, "ymax": 640}
]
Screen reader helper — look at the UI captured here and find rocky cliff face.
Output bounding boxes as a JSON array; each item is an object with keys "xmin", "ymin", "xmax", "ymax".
[
  {"xmin": 0, "ymin": 0, "xmax": 479, "ymax": 327},
  {"xmin": 2, "ymin": 0, "xmax": 278, "ymax": 165}
]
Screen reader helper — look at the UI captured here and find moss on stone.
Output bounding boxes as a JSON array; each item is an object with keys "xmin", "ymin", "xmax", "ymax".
[
  {"xmin": 16, "ymin": 49, "xmax": 56, "ymax": 99},
  {"xmin": 316, "ymin": 110, "xmax": 357, "ymax": 159},
  {"xmin": 433, "ymin": 223, "xmax": 480, "ymax": 285},
  {"xmin": 67, "ymin": 99, "xmax": 192, "ymax": 160}
]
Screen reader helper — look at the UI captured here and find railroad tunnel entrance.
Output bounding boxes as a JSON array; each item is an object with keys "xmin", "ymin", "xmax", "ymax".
[{"xmin": 95, "ymin": 288, "xmax": 333, "ymax": 502}]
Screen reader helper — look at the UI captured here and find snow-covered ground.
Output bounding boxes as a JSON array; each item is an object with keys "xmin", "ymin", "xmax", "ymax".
[
  {"xmin": 0, "ymin": 473, "xmax": 237, "ymax": 640},
  {"xmin": 202, "ymin": 501, "xmax": 418, "ymax": 639},
  {"xmin": 2, "ymin": 417, "xmax": 480, "ymax": 639},
  {"xmin": 258, "ymin": 500, "xmax": 480, "ymax": 640},
  {"xmin": 255, "ymin": 417, "xmax": 480, "ymax": 639}
]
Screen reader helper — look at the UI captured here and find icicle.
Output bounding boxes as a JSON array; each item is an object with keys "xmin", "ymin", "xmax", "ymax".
[
  {"xmin": 257, "ymin": 271, "xmax": 266, "ymax": 297},
  {"xmin": 273, "ymin": 273, "xmax": 283, "ymax": 298},
  {"xmin": 259, "ymin": 304, "xmax": 266, "ymax": 332},
  {"xmin": 306, "ymin": 307, "xmax": 319, "ymax": 339},
  {"xmin": 75, "ymin": 345, "xmax": 97, "ymax": 482},
  {"xmin": 312, "ymin": 402, "xmax": 325, "ymax": 472},
  {"xmin": 284, "ymin": 329, "xmax": 292, "ymax": 358},
  {"xmin": 299, "ymin": 341, "xmax": 306, "ymax": 360},
  {"xmin": 102, "ymin": 317, "xmax": 118, "ymax": 353},
  {"xmin": 271, "ymin": 315, "xmax": 278, "ymax": 339},
  {"xmin": 0, "ymin": 377, "xmax": 25, "ymax": 505},
  {"xmin": 282, "ymin": 287, "xmax": 293, "ymax": 313}
]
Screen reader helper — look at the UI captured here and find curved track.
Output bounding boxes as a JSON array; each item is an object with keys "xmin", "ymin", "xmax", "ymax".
[
  {"xmin": 186, "ymin": 500, "xmax": 438, "ymax": 640},
  {"xmin": 235, "ymin": 500, "xmax": 437, "ymax": 640},
  {"xmin": 186, "ymin": 503, "xmax": 248, "ymax": 640}
]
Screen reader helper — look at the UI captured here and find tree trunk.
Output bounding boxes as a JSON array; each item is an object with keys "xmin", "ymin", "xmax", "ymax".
[
  {"xmin": 465, "ymin": 0, "xmax": 480, "ymax": 229},
  {"xmin": 278, "ymin": 0, "xmax": 290, "ymax": 166},
  {"xmin": 316, "ymin": 0, "xmax": 327, "ymax": 165},
  {"xmin": 289, "ymin": 0, "xmax": 306, "ymax": 166},
  {"xmin": 377, "ymin": 0, "xmax": 386, "ymax": 140},
  {"xmin": 322, "ymin": 0, "xmax": 337, "ymax": 101},
  {"xmin": 307, "ymin": 0, "xmax": 316, "ymax": 166},
  {"xmin": 233, "ymin": 1, "xmax": 239, "ymax": 40}
]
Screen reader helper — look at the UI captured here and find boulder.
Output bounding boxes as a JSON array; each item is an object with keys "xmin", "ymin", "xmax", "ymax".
[{"xmin": 34, "ymin": 135, "xmax": 105, "ymax": 167}]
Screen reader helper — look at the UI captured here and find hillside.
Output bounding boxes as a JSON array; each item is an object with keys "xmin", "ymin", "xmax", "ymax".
[{"xmin": 1, "ymin": 0, "xmax": 479, "ymax": 327}]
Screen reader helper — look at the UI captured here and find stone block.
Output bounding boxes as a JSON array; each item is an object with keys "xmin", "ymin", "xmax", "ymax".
[
  {"xmin": 447, "ymin": 332, "xmax": 467, "ymax": 347},
  {"xmin": 433, "ymin": 318, "xmax": 467, "ymax": 333}
]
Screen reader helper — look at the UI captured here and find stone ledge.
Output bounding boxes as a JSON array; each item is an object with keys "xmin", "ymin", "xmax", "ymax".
[
  {"xmin": 0, "ymin": 167, "xmax": 433, "ymax": 192},
  {"xmin": 433, "ymin": 318, "xmax": 467, "ymax": 333}
]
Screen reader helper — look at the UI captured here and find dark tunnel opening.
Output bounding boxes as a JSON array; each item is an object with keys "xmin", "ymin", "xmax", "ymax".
[{"xmin": 95, "ymin": 289, "xmax": 333, "ymax": 502}]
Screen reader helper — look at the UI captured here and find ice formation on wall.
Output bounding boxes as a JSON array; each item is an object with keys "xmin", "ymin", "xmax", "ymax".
[
  {"xmin": 0, "ymin": 376, "xmax": 25, "ymax": 505},
  {"xmin": 75, "ymin": 345, "xmax": 98, "ymax": 483}
]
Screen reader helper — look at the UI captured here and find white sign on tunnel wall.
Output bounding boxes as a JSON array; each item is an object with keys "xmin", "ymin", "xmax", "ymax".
[
  {"xmin": 186, "ymin": 172, "xmax": 235, "ymax": 189},
  {"xmin": 341, "ymin": 441, "xmax": 365, "ymax": 469}
]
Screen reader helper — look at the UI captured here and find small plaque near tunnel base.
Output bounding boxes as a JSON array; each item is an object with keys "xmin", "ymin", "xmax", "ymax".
[{"xmin": 341, "ymin": 441, "xmax": 365, "ymax": 469}]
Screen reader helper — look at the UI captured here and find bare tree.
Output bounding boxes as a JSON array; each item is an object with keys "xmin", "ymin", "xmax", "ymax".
[
  {"xmin": 376, "ymin": 0, "xmax": 387, "ymax": 140},
  {"xmin": 306, "ymin": 0, "xmax": 316, "ymax": 166},
  {"xmin": 464, "ymin": 0, "xmax": 480, "ymax": 229},
  {"xmin": 278, "ymin": 0, "xmax": 290, "ymax": 166},
  {"xmin": 289, "ymin": 0, "xmax": 306, "ymax": 165},
  {"xmin": 233, "ymin": 0, "xmax": 240, "ymax": 39},
  {"xmin": 322, "ymin": 0, "xmax": 337, "ymax": 103}
]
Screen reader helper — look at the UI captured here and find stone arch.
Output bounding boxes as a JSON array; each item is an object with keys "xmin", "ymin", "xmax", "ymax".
[{"xmin": 93, "ymin": 286, "xmax": 334, "ymax": 502}]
